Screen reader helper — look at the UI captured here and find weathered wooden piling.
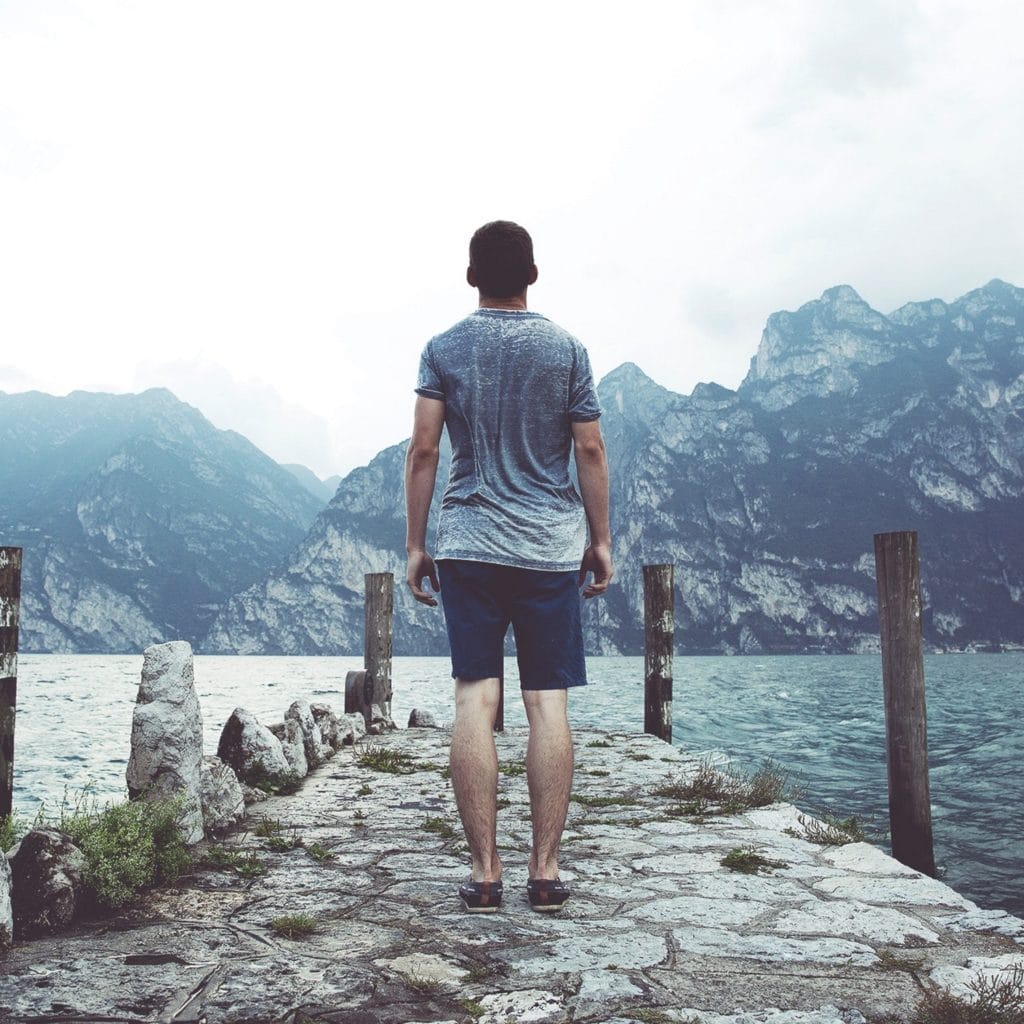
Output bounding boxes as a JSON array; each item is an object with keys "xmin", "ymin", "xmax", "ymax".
[
  {"xmin": 643, "ymin": 563, "xmax": 674, "ymax": 743},
  {"xmin": 343, "ymin": 573, "xmax": 396, "ymax": 731},
  {"xmin": 874, "ymin": 530, "xmax": 936, "ymax": 877},
  {"xmin": 1, "ymin": 546, "xmax": 22, "ymax": 818}
]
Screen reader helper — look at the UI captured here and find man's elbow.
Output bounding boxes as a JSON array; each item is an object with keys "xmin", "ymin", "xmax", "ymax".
[
  {"xmin": 406, "ymin": 440, "xmax": 441, "ymax": 470},
  {"xmin": 574, "ymin": 435, "xmax": 607, "ymax": 463}
]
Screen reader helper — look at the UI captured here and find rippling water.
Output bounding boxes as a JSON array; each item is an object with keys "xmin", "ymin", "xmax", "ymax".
[{"xmin": 10, "ymin": 653, "xmax": 1023, "ymax": 916}]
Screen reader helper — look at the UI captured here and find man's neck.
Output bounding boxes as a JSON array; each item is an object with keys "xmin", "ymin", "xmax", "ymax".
[{"xmin": 478, "ymin": 292, "xmax": 528, "ymax": 311}]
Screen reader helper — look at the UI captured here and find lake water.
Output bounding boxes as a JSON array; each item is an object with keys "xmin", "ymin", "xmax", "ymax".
[{"xmin": 9, "ymin": 653, "xmax": 1023, "ymax": 917}]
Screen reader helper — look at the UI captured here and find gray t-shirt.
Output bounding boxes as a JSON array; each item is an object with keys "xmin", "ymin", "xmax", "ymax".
[{"xmin": 415, "ymin": 308, "xmax": 602, "ymax": 571}]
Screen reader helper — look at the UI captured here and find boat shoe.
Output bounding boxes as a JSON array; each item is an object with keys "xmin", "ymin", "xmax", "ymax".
[
  {"xmin": 458, "ymin": 879, "xmax": 503, "ymax": 913},
  {"xmin": 526, "ymin": 878, "xmax": 570, "ymax": 912}
]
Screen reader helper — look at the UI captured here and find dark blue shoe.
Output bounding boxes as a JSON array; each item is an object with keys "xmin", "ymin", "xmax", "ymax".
[
  {"xmin": 527, "ymin": 878, "xmax": 570, "ymax": 912},
  {"xmin": 459, "ymin": 879, "xmax": 503, "ymax": 913}
]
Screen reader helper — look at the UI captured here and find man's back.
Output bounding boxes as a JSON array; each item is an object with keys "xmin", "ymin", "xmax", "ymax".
[{"xmin": 416, "ymin": 308, "xmax": 601, "ymax": 571}]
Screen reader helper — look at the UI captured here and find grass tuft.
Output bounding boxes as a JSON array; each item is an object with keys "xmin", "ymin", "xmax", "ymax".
[
  {"xmin": 655, "ymin": 757, "xmax": 802, "ymax": 817},
  {"xmin": 305, "ymin": 842, "xmax": 334, "ymax": 862},
  {"xmin": 421, "ymin": 816, "xmax": 456, "ymax": 838},
  {"xmin": 0, "ymin": 811, "xmax": 29, "ymax": 853},
  {"xmin": 876, "ymin": 949, "xmax": 926, "ymax": 973},
  {"xmin": 202, "ymin": 845, "xmax": 267, "ymax": 878},
  {"xmin": 570, "ymin": 793, "xmax": 639, "ymax": 808},
  {"xmin": 786, "ymin": 811, "xmax": 866, "ymax": 846},
  {"xmin": 356, "ymin": 744, "xmax": 416, "ymax": 775},
  {"xmin": 457, "ymin": 998, "xmax": 485, "ymax": 1020},
  {"xmin": 270, "ymin": 912, "xmax": 317, "ymax": 939},
  {"xmin": 498, "ymin": 761, "xmax": 526, "ymax": 777},
  {"xmin": 721, "ymin": 846, "xmax": 787, "ymax": 875},
  {"xmin": 586, "ymin": 739, "xmax": 612, "ymax": 748}
]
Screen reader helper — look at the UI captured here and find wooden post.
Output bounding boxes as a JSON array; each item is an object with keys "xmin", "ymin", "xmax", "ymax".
[
  {"xmin": 643, "ymin": 563, "xmax": 674, "ymax": 744},
  {"xmin": 364, "ymin": 572, "xmax": 394, "ymax": 729},
  {"xmin": 1, "ymin": 547, "xmax": 22, "ymax": 819},
  {"xmin": 874, "ymin": 531, "xmax": 936, "ymax": 877}
]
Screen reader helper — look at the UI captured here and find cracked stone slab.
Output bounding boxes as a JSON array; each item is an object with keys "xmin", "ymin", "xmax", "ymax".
[
  {"xmin": 928, "ymin": 952, "xmax": 1024, "ymax": 1001},
  {"xmin": 479, "ymin": 988, "xmax": 567, "ymax": 1022},
  {"xmin": 673, "ymin": 927, "xmax": 878, "ymax": 966},
  {"xmin": 679, "ymin": 1009, "xmax": 868, "ymax": 1023},
  {"xmin": 811, "ymin": 872, "xmax": 973, "ymax": 909},
  {"xmin": 497, "ymin": 928, "xmax": 669, "ymax": 973},
  {"xmin": 771, "ymin": 899, "xmax": 940, "ymax": 945}
]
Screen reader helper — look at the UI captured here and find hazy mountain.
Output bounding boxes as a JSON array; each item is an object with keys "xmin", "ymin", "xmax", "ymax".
[
  {"xmin": 282, "ymin": 463, "xmax": 336, "ymax": 503},
  {"xmin": 0, "ymin": 388, "xmax": 324, "ymax": 652},
  {"xmin": 205, "ymin": 280, "xmax": 1024, "ymax": 655}
]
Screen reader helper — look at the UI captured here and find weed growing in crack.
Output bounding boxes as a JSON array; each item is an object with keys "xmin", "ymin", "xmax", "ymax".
[
  {"xmin": 270, "ymin": 913, "xmax": 317, "ymax": 939},
  {"xmin": 721, "ymin": 846, "xmax": 787, "ymax": 875}
]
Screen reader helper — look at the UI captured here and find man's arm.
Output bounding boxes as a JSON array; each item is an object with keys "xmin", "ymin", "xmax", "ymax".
[
  {"xmin": 572, "ymin": 418, "xmax": 613, "ymax": 599},
  {"xmin": 404, "ymin": 395, "xmax": 446, "ymax": 606}
]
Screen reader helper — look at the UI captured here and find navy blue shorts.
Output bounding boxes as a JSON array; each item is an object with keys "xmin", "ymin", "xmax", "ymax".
[{"xmin": 437, "ymin": 559, "xmax": 587, "ymax": 690}]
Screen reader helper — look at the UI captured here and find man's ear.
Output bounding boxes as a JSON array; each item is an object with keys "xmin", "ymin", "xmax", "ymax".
[
  {"xmin": 528, "ymin": 264, "xmax": 539, "ymax": 286},
  {"xmin": 467, "ymin": 266, "xmax": 477, "ymax": 288}
]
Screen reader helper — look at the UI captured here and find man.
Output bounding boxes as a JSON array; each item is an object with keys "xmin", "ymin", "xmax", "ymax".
[{"xmin": 404, "ymin": 220, "xmax": 612, "ymax": 913}]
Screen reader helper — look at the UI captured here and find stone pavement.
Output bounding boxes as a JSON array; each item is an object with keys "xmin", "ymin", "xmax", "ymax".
[{"xmin": 2, "ymin": 726, "xmax": 1023, "ymax": 1023}]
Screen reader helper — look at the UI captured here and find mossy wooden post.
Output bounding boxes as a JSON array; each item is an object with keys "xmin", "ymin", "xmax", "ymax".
[
  {"xmin": 364, "ymin": 572, "xmax": 394, "ymax": 726},
  {"xmin": 874, "ymin": 531, "xmax": 936, "ymax": 877},
  {"xmin": 1, "ymin": 547, "xmax": 22, "ymax": 818},
  {"xmin": 643, "ymin": 563, "xmax": 674, "ymax": 744}
]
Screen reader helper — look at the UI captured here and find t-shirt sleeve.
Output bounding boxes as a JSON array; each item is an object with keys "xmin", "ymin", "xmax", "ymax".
[
  {"xmin": 568, "ymin": 343, "xmax": 602, "ymax": 421},
  {"xmin": 414, "ymin": 342, "xmax": 445, "ymax": 401}
]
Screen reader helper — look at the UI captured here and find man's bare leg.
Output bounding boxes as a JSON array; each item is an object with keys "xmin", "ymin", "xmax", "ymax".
[
  {"xmin": 523, "ymin": 688, "xmax": 573, "ymax": 880},
  {"xmin": 450, "ymin": 677, "xmax": 503, "ymax": 882}
]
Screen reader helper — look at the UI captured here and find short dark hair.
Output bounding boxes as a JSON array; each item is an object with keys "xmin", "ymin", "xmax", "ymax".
[{"xmin": 469, "ymin": 221, "xmax": 535, "ymax": 298}]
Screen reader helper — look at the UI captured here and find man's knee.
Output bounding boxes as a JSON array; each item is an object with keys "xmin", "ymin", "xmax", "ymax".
[
  {"xmin": 522, "ymin": 687, "xmax": 568, "ymax": 724},
  {"xmin": 455, "ymin": 677, "xmax": 502, "ymax": 717}
]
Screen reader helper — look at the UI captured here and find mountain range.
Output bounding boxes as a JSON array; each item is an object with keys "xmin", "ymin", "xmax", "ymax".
[{"xmin": 3, "ymin": 279, "xmax": 1023, "ymax": 654}]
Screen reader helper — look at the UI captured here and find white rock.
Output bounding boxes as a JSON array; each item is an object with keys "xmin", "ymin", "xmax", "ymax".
[
  {"xmin": 0, "ymin": 852, "xmax": 12, "ymax": 951},
  {"xmin": 286, "ymin": 699, "xmax": 331, "ymax": 765},
  {"xmin": 125, "ymin": 640, "xmax": 204, "ymax": 845},
  {"xmin": 373, "ymin": 952, "xmax": 467, "ymax": 987},
  {"xmin": 310, "ymin": 701, "xmax": 344, "ymax": 750},
  {"xmin": 929, "ymin": 953, "xmax": 1024, "ymax": 1002},
  {"xmin": 479, "ymin": 989, "xmax": 564, "ymax": 1023},
  {"xmin": 938, "ymin": 907, "xmax": 1024, "ymax": 938},
  {"xmin": 217, "ymin": 706, "xmax": 291, "ymax": 788},
  {"xmin": 279, "ymin": 719, "xmax": 308, "ymax": 776},
  {"xmin": 818, "ymin": 842, "xmax": 919, "ymax": 876},
  {"xmin": 672, "ymin": 927, "xmax": 877, "ymax": 966},
  {"xmin": 573, "ymin": 967, "xmax": 644, "ymax": 1018},
  {"xmin": 812, "ymin": 872, "xmax": 972, "ymax": 909},
  {"xmin": 771, "ymin": 898, "xmax": 939, "ymax": 945},
  {"xmin": 345, "ymin": 712, "xmax": 367, "ymax": 743},
  {"xmin": 199, "ymin": 755, "xmax": 245, "ymax": 832}
]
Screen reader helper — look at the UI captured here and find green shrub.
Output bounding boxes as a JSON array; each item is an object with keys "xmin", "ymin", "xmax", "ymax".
[
  {"xmin": 270, "ymin": 912, "xmax": 317, "ymax": 939},
  {"xmin": 58, "ymin": 790, "xmax": 191, "ymax": 909},
  {"xmin": 655, "ymin": 757, "xmax": 802, "ymax": 817},
  {"xmin": 0, "ymin": 811, "xmax": 29, "ymax": 853}
]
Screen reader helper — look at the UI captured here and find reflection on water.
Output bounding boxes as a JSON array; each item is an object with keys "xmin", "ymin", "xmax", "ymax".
[{"xmin": 12, "ymin": 652, "xmax": 1024, "ymax": 916}]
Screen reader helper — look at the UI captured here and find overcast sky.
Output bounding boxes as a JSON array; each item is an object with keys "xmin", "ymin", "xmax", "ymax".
[{"xmin": 2, "ymin": 1, "xmax": 1022, "ymax": 477}]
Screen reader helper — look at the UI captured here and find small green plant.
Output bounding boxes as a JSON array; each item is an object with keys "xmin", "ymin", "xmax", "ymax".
[
  {"xmin": 306, "ymin": 842, "xmax": 334, "ymax": 862},
  {"xmin": 55, "ymin": 789, "xmax": 192, "ymax": 909},
  {"xmin": 421, "ymin": 816, "xmax": 456, "ymax": 838},
  {"xmin": 356, "ymin": 783, "xmax": 373, "ymax": 796},
  {"xmin": 357, "ymin": 744, "xmax": 416, "ymax": 774},
  {"xmin": 270, "ymin": 913, "xmax": 317, "ymax": 939},
  {"xmin": 202, "ymin": 846, "xmax": 267, "ymax": 878},
  {"xmin": 404, "ymin": 970, "xmax": 443, "ymax": 993},
  {"xmin": 458, "ymin": 997, "xmax": 485, "ymax": 1020},
  {"xmin": 876, "ymin": 949, "xmax": 926, "ymax": 973},
  {"xmin": 721, "ymin": 846, "xmax": 787, "ymax": 875},
  {"xmin": 586, "ymin": 739, "xmax": 612, "ymax": 748},
  {"xmin": 588, "ymin": 769, "xmax": 611, "ymax": 776},
  {"xmin": 570, "ymin": 793, "xmax": 638, "ymax": 808},
  {"xmin": 878, "ymin": 962, "xmax": 1024, "ymax": 1023},
  {"xmin": 0, "ymin": 811, "xmax": 28, "ymax": 852},
  {"xmin": 499, "ymin": 760, "xmax": 526, "ymax": 777},
  {"xmin": 251, "ymin": 817, "xmax": 283, "ymax": 838},
  {"xmin": 629, "ymin": 1010, "xmax": 674, "ymax": 1024},
  {"xmin": 786, "ymin": 811, "xmax": 866, "ymax": 846},
  {"xmin": 655, "ymin": 757, "xmax": 801, "ymax": 816},
  {"xmin": 264, "ymin": 831, "xmax": 304, "ymax": 852},
  {"xmin": 628, "ymin": 753, "xmax": 653, "ymax": 762}
]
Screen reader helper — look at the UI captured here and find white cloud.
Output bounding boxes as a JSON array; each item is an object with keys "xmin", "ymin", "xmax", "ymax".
[{"xmin": 1, "ymin": 0, "xmax": 1022, "ymax": 471}]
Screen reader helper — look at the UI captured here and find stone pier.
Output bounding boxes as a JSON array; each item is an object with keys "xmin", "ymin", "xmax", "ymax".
[{"xmin": 1, "ymin": 727, "xmax": 1022, "ymax": 1023}]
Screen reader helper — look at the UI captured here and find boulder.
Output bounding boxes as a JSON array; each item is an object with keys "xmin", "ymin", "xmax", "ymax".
[
  {"xmin": 279, "ymin": 719, "xmax": 309, "ymax": 777},
  {"xmin": 0, "ymin": 852, "xmax": 12, "ymax": 950},
  {"xmin": 9, "ymin": 829, "xmax": 89, "ymax": 938},
  {"xmin": 286, "ymin": 699, "xmax": 332, "ymax": 766},
  {"xmin": 345, "ymin": 712, "xmax": 367, "ymax": 743},
  {"xmin": 311, "ymin": 701, "xmax": 343, "ymax": 750},
  {"xmin": 126, "ymin": 641, "xmax": 204, "ymax": 845},
  {"xmin": 408, "ymin": 708, "xmax": 439, "ymax": 729},
  {"xmin": 199, "ymin": 756, "xmax": 245, "ymax": 832},
  {"xmin": 217, "ymin": 707, "xmax": 292, "ymax": 790}
]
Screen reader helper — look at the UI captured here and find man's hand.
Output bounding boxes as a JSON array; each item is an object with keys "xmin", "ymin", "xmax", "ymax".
[
  {"xmin": 578, "ymin": 543, "xmax": 613, "ymax": 599},
  {"xmin": 407, "ymin": 549, "xmax": 441, "ymax": 606}
]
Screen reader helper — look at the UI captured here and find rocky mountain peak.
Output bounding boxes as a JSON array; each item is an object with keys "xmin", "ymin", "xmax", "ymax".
[{"xmin": 597, "ymin": 362, "xmax": 675, "ymax": 425}]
